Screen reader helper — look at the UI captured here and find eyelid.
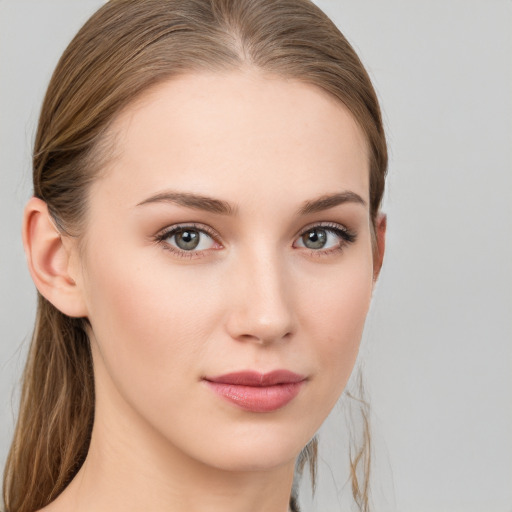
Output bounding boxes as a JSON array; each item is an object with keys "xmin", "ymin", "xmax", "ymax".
[
  {"xmin": 296, "ymin": 220, "xmax": 350, "ymax": 237},
  {"xmin": 155, "ymin": 222, "xmax": 219, "ymax": 241},
  {"xmin": 296, "ymin": 221, "xmax": 356, "ymax": 242}
]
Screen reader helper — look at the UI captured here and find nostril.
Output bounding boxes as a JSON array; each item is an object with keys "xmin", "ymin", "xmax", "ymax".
[{"xmin": 234, "ymin": 328, "xmax": 293, "ymax": 346}]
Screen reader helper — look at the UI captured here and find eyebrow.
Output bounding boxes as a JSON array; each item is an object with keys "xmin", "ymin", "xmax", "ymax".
[
  {"xmin": 136, "ymin": 190, "xmax": 366, "ymax": 215},
  {"xmin": 297, "ymin": 191, "xmax": 366, "ymax": 215},
  {"xmin": 136, "ymin": 191, "xmax": 237, "ymax": 215}
]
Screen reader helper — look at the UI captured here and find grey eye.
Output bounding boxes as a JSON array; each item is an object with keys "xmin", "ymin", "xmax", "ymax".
[
  {"xmin": 301, "ymin": 228, "xmax": 328, "ymax": 249},
  {"xmin": 159, "ymin": 225, "xmax": 217, "ymax": 254},
  {"xmin": 173, "ymin": 229, "xmax": 201, "ymax": 250}
]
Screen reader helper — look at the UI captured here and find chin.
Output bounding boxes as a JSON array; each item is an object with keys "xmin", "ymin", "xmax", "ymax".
[
  {"xmin": 180, "ymin": 421, "xmax": 314, "ymax": 473},
  {"xmin": 208, "ymin": 444, "xmax": 300, "ymax": 473}
]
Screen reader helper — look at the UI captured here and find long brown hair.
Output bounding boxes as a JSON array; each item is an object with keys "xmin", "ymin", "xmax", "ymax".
[{"xmin": 3, "ymin": 1, "xmax": 387, "ymax": 511}]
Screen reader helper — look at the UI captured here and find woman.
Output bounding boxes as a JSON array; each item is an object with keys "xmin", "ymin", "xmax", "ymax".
[{"xmin": 3, "ymin": 1, "xmax": 387, "ymax": 511}]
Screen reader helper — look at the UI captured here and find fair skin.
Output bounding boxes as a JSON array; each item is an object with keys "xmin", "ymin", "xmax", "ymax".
[{"xmin": 24, "ymin": 71, "xmax": 385, "ymax": 512}]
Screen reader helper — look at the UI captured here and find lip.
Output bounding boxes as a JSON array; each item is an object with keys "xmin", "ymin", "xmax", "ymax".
[{"xmin": 203, "ymin": 370, "xmax": 306, "ymax": 413}]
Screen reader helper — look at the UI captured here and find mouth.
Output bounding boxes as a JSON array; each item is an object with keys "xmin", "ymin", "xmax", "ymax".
[{"xmin": 203, "ymin": 370, "xmax": 306, "ymax": 413}]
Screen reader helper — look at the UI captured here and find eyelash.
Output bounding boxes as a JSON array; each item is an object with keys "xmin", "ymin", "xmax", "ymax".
[{"xmin": 153, "ymin": 222, "xmax": 357, "ymax": 260}]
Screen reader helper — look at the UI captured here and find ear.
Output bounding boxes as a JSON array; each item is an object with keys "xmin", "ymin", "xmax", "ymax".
[
  {"xmin": 373, "ymin": 213, "xmax": 387, "ymax": 281},
  {"xmin": 22, "ymin": 197, "xmax": 88, "ymax": 317}
]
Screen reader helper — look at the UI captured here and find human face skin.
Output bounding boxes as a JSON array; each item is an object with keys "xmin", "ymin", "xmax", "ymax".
[{"xmin": 75, "ymin": 71, "xmax": 374, "ymax": 481}]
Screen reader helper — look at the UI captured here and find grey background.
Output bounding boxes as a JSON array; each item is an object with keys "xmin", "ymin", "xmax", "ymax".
[{"xmin": 1, "ymin": 1, "xmax": 511, "ymax": 511}]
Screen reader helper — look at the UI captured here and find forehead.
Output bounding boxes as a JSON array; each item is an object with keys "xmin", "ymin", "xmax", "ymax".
[{"xmin": 96, "ymin": 71, "xmax": 370, "ymax": 209}]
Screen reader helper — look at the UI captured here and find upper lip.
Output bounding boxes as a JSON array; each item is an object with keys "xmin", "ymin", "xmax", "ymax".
[{"xmin": 204, "ymin": 370, "xmax": 306, "ymax": 386}]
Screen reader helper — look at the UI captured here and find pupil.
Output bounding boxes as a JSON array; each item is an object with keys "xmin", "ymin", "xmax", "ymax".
[
  {"xmin": 176, "ymin": 229, "xmax": 200, "ymax": 250},
  {"xmin": 304, "ymin": 229, "xmax": 327, "ymax": 249}
]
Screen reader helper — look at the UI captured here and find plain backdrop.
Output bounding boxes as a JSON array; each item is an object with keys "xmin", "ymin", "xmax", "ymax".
[{"xmin": 1, "ymin": 1, "xmax": 511, "ymax": 511}]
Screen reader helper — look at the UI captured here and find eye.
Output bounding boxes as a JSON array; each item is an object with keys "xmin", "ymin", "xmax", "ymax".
[
  {"xmin": 294, "ymin": 224, "xmax": 356, "ymax": 253},
  {"xmin": 155, "ymin": 224, "xmax": 220, "ymax": 256}
]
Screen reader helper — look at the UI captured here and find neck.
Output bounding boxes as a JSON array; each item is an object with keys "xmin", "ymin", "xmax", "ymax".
[{"xmin": 71, "ymin": 434, "xmax": 295, "ymax": 512}]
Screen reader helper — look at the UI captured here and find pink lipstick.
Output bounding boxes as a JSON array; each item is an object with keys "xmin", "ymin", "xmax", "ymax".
[{"xmin": 203, "ymin": 370, "xmax": 305, "ymax": 413}]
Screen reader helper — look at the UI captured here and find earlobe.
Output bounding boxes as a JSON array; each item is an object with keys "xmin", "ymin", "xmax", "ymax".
[
  {"xmin": 22, "ymin": 197, "xmax": 88, "ymax": 318},
  {"xmin": 373, "ymin": 213, "xmax": 387, "ymax": 281}
]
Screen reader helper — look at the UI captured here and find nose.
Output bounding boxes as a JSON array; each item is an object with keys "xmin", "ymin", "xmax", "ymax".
[{"xmin": 224, "ymin": 249, "xmax": 296, "ymax": 345}]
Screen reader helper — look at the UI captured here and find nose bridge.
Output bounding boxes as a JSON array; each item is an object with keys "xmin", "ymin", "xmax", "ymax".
[{"xmin": 225, "ymin": 244, "xmax": 295, "ymax": 344}]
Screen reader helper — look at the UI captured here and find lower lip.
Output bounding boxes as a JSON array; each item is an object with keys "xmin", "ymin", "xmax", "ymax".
[{"xmin": 204, "ymin": 381, "xmax": 303, "ymax": 413}]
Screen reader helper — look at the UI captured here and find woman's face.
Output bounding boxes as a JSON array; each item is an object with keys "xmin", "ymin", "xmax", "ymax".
[{"xmin": 74, "ymin": 71, "xmax": 377, "ymax": 472}]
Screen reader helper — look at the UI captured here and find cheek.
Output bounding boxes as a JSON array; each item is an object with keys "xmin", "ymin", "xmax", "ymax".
[
  {"xmin": 300, "ymin": 252, "xmax": 374, "ymax": 398},
  {"xmin": 84, "ymin": 235, "xmax": 374, "ymax": 381},
  {"xmin": 82, "ymin": 247, "xmax": 215, "ymax": 399}
]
